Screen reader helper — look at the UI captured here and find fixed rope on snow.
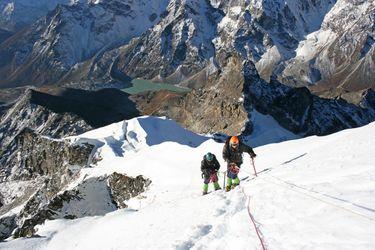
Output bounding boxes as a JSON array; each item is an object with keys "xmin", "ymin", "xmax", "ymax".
[
  {"xmin": 261, "ymin": 174, "xmax": 375, "ymax": 223},
  {"xmin": 240, "ymin": 185, "xmax": 267, "ymax": 250}
]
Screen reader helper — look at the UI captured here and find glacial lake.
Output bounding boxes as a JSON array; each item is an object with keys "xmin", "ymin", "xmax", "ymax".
[{"xmin": 122, "ymin": 79, "xmax": 190, "ymax": 95}]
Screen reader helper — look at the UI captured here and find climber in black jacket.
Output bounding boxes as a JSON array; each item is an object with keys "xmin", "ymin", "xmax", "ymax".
[
  {"xmin": 201, "ymin": 152, "xmax": 221, "ymax": 195},
  {"xmin": 222, "ymin": 136, "xmax": 256, "ymax": 191}
]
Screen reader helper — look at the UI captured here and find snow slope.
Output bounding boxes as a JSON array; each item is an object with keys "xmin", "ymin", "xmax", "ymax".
[
  {"xmin": 0, "ymin": 0, "xmax": 84, "ymax": 30},
  {"xmin": 1, "ymin": 116, "xmax": 374, "ymax": 249}
]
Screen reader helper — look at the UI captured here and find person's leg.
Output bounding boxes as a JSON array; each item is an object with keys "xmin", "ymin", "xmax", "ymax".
[
  {"xmin": 203, "ymin": 176, "xmax": 210, "ymax": 195},
  {"xmin": 203, "ymin": 183, "xmax": 208, "ymax": 194},
  {"xmin": 225, "ymin": 177, "xmax": 232, "ymax": 191},
  {"xmin": 213, "ymin": 181, "xmax": 221, "ymax": 190},
  {"xmin": 232, "ymin": 175, "xmax": 240, "ymax": 188},
  {"xmin": 210, "ymin": 172, "xmax": 221, "ymax": 190},
  {"xmin": 232, "ymin": 163, "xmax": 242, "ymax": 188},
  {"xmin": 226, "ymin": 167, "xmax": 235, "ymax": 191}
]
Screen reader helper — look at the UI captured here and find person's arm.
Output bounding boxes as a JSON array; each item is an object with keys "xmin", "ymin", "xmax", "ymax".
[
  {"xmin": 201, "ymin": 160, "xmax": 211, "ymax": 177},
  {"xmin": 213, "ymin": 157, "xmax": 220, "ymax": 171},
  {"xmin": 241, "ymin": 143, "xmax": 256, "ymax": 158},
  {"xmin": 201, "ymin": 160, "xmax": 207, "ymax": 172}
]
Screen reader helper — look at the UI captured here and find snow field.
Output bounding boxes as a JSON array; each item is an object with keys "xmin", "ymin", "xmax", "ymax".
[{"xmin": 1, "ymin": 116, "xmax": 374, "ymax": 249}]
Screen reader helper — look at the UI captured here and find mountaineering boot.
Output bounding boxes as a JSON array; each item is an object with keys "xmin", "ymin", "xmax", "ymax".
[
  {"xmin": 202, "ymin": 183, "xmax": 208, "ymax": 195},
  {"xmin": 213, "ymin": 182, "xmax": 221, "ymax": 191},
  {"xmin": 226, "ymin": 177, "xmax": 232, "ymax": 192}
]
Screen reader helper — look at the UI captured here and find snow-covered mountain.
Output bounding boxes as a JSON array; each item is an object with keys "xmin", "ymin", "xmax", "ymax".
[
  {"xmin": 1, "ymin": 0, "xmax": 373, "ymax": 93},
  {"xmin": 0, "ymin": 116, "xmax": 374, "ymax": 249},
  {"xmin": 281, "ymin": 0, "xmax": 375, "ymax": 93},
  {"xmin": 135, "ymin": 59, "xmax": 375, "ymax": 136},
  {"xmin": 0, "ymin": 0, "xmax": 79, "ymax": 31},
  {"xmin": 0, "ymin": 0, "xmax": 169, "ymax": 87},
  {"xmin": 0, "ymin": 87, "xmax": 139, "ymax": 158},
  {"xmin": 0, "ymin": 0, "xmax": 373, "ymax": 136},
  {"xmin": 113, "ymin": 0, "xmax": 223, "ymax": 83},
  {"xmin": 243, "ymin": 60, "xmax": 375, "ymax": 136}
]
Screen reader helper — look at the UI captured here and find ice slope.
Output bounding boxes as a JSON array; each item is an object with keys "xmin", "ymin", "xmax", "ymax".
[{"xmin": 1, "ymin": 116, "xmax": 375, "ymax": 249}]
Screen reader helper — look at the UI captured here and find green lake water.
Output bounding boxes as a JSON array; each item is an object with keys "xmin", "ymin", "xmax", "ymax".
[{"xmin": 122, "ymin": 79, "xmax": 190, "ymax": 95}]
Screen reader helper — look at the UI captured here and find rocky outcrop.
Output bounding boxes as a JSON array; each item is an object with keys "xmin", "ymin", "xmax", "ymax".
[
  {"xmin": 0, "ymin": 128, "xmax": 95, "ymax": 240},
  {"xmin": 0, "ymin": 85, "xmax": 143, "ymax": 240},
  {"xmin": 360, "ymin": 89, "xmax": 375, "ymax": 110},
  {"xmin": 108, "ymin": 173, "xmax": 151, "ymax": 209},
  {"xmin": 281, "ymin": 0, "xmax": 375, "ymax": 94},
  {"xmin": 0, "ymin": 214, "xmax": 17, "ymax": 240},
  {"xmin": 134, "ymin": 57, "xmax": 375, "ymax": 137},
  {"xmin": 0, "ymin": 128, "xmax": 95, "ymax": 210},
  {"xmin": 114, "ymin": 0, "xmax": 223, "ymax": 82},
  {"xmin": 133, "ymin": 56, "xmax": 249, "ymax": 135},
  {"xmin": 0, "ymin": 128, "xmax": 94, "ymax": 181},
  {"xmin": 243, "ymin": 61, "xmax": 375, "ymax": 136},
  {"xmin": 8, "ymin": 173, "xmax": 151, "ymax": 239},
  {"xmin": 0, "ymin": 28, "xmax": 13, "ymax": 43},
  {"xmin": 0, "ymin": 87, "xmax": 139, "ymax": 151}
]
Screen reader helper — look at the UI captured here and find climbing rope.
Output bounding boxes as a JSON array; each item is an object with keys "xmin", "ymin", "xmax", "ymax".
[
  {"xmin": 261, "ymin": 174, "xmax": 375, "ymax": 223},
  {"xmin": 239, "ymin": 158, "xmax": 375, "ymax": 223},
  {"xmin": 240, "ymin": 186, "xmax": 267, "ymax": 250}
]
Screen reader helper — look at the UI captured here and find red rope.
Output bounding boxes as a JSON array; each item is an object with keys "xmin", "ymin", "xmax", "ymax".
[{"xmin": 241, "ymin": 187, "xmax": 266, "ymax": 250}]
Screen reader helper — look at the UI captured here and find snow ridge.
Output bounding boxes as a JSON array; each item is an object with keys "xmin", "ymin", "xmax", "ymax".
[{"xmin": 1, "ymin": 117, "xmax": 374, "ymax": 249}]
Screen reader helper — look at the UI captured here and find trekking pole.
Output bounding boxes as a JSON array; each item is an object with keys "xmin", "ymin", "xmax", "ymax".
[
  {"xmin": 223, "ymin": 171, "xmax": 226, "ymax": 190},
  {"xmin": 251, "ymin": 157, "xmax": 258, "ymax": 177}
]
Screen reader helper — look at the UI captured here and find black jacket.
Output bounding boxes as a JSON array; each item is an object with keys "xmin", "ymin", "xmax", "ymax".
[
  {"xmin": 222, "ymin": 138, "xmax": 256, "ymax": 165},
  {"xmin": 201, "ymin": 155, "xmax": 220, "ymax": 177}
]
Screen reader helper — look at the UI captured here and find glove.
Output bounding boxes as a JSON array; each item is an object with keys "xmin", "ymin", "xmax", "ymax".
[{"xmin": 229, "ymin": 163, "xmax": 239, "ymax": 174}]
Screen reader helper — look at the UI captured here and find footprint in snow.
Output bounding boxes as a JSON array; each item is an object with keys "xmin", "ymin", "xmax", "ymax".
[
  {"xmin": 174, "ymin": 224, "xmax": 213, "ymax": 250},
  {"xmin": 215, "ymin": 208, "xmax": 226, "ymax": 216}
]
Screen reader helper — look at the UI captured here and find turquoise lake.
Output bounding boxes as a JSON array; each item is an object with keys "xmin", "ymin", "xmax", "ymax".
[{"xmin": 122, "ymin": 79, "xmax": 190, "ymax": 95}]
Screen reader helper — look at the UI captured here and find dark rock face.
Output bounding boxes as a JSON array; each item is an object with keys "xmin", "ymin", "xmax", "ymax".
[
  {"xmin": 0, "ymin": 215, "xmax": 17, "ymax": 240},
  {"xmin": 0, "ymin": 128, "xmax": 94, "ymax": 181},
  {"xmin": 133, "ymin": 56, "xmax": 249, "ymax": 135},
  {"xmin": 0, "ymin": 85, "xmax": 142, "ymax": 241},
  {"xmin": 0, "ymin": 128, "xmax": 95, "ymax": 240},
  {"xmin": 26, "ymin": 87, "xmax": 140, "ymax": 128},
  {"xmin": 360, "ymin": 89, "xmax": 375, "ymax": 110},
  {"xmin": 243, "ymin": 61, "xmax": 375, "ymax": 136},
  {"xmin": 0, "ymin": 28, "xmax": 13, "ymax": 44},
  {"xmin": 108, "ymin": 172, "xmax": 151, "ymax": 209},
  {"xmin": 0, "ymin": 89, "xmax": 92, "ymax": 152},
  {"xmin": 8, "ymin": 173, "xmax": 151, "ymax": 239},
  {"xmin": 0, "ymin": 87, "xmax": 139, "ymax": 152},
  {"xmin": 114, "ymin": 0, "xmax": 223, "ymax": 82}
]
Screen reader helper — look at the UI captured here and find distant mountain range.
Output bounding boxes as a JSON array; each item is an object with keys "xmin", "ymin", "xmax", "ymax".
[{"xmin": 0, "ymin": 0, "xmax": 373, "ymax": 137}]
